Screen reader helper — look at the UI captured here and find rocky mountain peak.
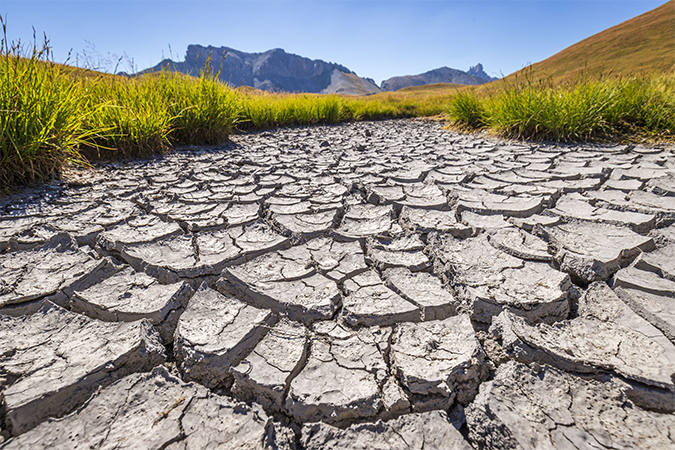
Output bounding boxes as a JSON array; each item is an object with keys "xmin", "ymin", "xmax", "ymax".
[
  {"xmin": 467, "ymin": 63, "xmax": 498, "ymax": 82},
  {"xmin": 142, "ymin": 44, "xmax": 380, "ymax": 95},
  {"xmin": 380, "ymin": 66, "xmax": 491, "ymax": 91}
]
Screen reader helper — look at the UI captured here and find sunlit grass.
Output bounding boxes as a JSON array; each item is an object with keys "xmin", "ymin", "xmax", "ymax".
[
  {"xmin": 159, "ymin": 70, "xmax": 240, "ymax": 145},
  {"xmin": 81, "ymin": 75, "xmax": 173, "ymax": 158},
  {"xmin": 0, "ymin": 19, "xmax": 95, "ymax": 187},
  {"xmin": 80, "ymin": 70, "xmax": 242, "ymax": 159},
  {"xmin": 237, "ymin": 86, "xmax": 453, "ymax": 130},
  {"xmin": 240, "ymin": 93, "xmax": 341, "ymax": 128},
  {"xmin": 0, "ymin": 29, "xmax": 242, "ymax": 185},
  {"xmin": 447, "ymin": 73, "xmax": 675, "ymax": 141}
]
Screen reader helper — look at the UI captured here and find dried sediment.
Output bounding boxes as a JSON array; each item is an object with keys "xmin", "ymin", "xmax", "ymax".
[
  {"xmin": 173, "ymin": 283, "xmax": 275, "ymax": 389},
  {"xmin": 466, "ymin": 361, "xmax": 675, "ymax": 450},
  {"xmin": 302, "ymin": 410, "xmax": 473, "ymax": 450},
  {"xmin": 0, "ymin": 233, "xmax": 117, "ymax": 308},
  {"xmin": 0, "ymin": 302, "xmax": 165, "ymax": 436},
  {"xmin": 1, "ymin": 120, "xmax": 674, "ymax": 448},
  {"xmin": 390, "ymin": 314, "xmax": 488, "ymax": 412},
  {"xmin": 430, "ymin": 232, "xmax": 571, "ymax": 323},
  {"xmin": 2, "ymin": 367, "xmax": 283, "ymax": 450},
  {"xmin": 285, "ymin": 323, "xmax": 394, "ymax": 424},
  {"xmin": 70, "ymin": 266, "xmax": 194, "ymax": 343}
]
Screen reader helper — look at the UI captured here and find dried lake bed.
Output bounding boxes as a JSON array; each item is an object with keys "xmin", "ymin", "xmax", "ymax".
[{"xmin": 1, "ymin": 119, "xmax": 675, "ymax": 449}]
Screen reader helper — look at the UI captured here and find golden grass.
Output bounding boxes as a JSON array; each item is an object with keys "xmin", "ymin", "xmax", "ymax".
[{"xmin": 497, "ymin": 0, "xmax": 675, "ymax": 85}]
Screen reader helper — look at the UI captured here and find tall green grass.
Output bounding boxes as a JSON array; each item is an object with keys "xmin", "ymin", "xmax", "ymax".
[
  {"xmin": 447, "ymin": 74, "xmax": 675, "ymax": 141},
  {"xmin": 238, "ymin": 90, "xmax": 448, "ymax": 130},
  {"xmin": 0, "ymin": 26, "xmax": 91, "ymax": 186},
  {"xmin": 82, "ymin": 75, "xmax": 173, "ymax": 158},
  {"xmin": 241, "ymin": 94, "xmax": 342, "ymax": 129},
  {"xmin": 447, "ymin": 91, "xmax": 486, "ymax": 130},
  {"xmin": 81, "ymin": 70, "xmax": 241, "ymax": 159},
  {"xmin": 0, "ymin": 28, "xmax": 242, "ymax": 185},
  {"xmin": 159, "ymin": 70, "xmax": 240, "ymax": 145}
]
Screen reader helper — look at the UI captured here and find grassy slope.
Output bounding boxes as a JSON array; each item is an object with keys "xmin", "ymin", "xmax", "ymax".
[
  {"xmin": 502, "ymin": 0, "xmax": 675, "ymax": 83},
  {"xmin": 357, "ymin": 83, "xmax": 469, "ymax": 116},
  {"xmin": 355, "ymin": 87, "xmax": 453, "ymax": 116},
  {"xmin": 394, "ymin": 83, "xmax": 465, "ymax": 93}
]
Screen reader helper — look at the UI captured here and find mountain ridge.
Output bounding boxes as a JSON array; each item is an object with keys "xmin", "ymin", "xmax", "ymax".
[
  {"xmin": 141, "ymin": 45, "xmax": 498, "ymax": 94},
  {"xmin": 380, "ymin": 66, "xmax": 492, "ymax": 92},
  {"xmin": 142, "ymin": 44, "xmax": 381, "ymax": 95}
]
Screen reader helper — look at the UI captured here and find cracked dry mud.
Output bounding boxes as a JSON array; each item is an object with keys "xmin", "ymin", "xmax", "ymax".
[{"xmin": 1, "ymin": 119, "xmax": 674, "ymax": 449}]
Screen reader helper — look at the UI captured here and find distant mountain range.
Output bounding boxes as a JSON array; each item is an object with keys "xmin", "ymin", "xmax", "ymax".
[
  {"xmin": 140, "ymin": 44, "xmax": 498, "ymax": 94},
  {"xmin": 380, "ymin": 64, "xmax": 496, "ymax": 91},
  {"xmin": 142, "ymin": 45, "xmax": 381, "ymax": 95}
]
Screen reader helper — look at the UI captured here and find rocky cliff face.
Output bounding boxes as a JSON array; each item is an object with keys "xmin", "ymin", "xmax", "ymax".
[
  {"xmin": 380, "ymin": 65, "xmax": 494, "ymax": 91},
  {"xmin": 143, "ymin": 45, "xmax": 381, "ymax": 95}
]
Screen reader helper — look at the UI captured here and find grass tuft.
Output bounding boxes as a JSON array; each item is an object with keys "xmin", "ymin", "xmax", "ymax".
[
  {"xmin": 241, "ymin": 93, "xmax": 342, "ymax": 129},
  {"xmin": 81, "ymin": 75, "xmax": 173, "ymax": 159},
  {"xmin": 161, "ymin": 70, "xmax": 240, "ymax": 145},
  {"xmin": 0, "ymin": 24, "xmax": 242, "ymax": 182},
  {"xmin": 0, "ymin": 20, "xmax": 91, "ymax": 186},
  {"xmin": 446, "ymin": 91, "xmax": 486, "ymax": 130},
  {"xmin": 448, "ymin": 73, "xmax": 675, "ymax": 142}
]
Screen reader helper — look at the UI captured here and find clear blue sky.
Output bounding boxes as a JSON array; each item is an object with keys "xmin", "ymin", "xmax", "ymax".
[{"xmin": 0, "ymin": 1, "xmax": 667, "ymax": 84}]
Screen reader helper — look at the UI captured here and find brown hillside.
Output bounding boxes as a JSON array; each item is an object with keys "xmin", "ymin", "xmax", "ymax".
[{"xmin": 506, "ymin": 0, "xmax": 675, "ymax": 83}]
